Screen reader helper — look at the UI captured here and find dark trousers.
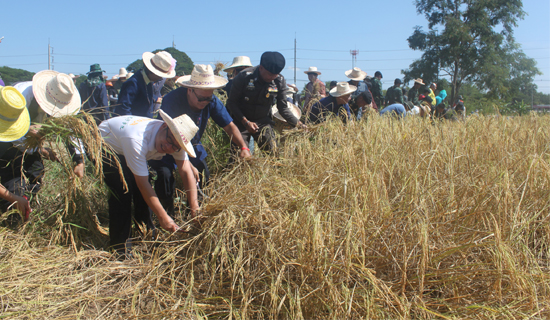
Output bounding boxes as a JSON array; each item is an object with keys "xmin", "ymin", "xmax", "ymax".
[
  {"xmin": 103, "ymin": 155, "xmax": 153, "ymax": 252},
  {"xmin": 232, "ymin": 123, "xmax": 277, "ymax": 156},
  {"xmin": 149, "ymin": 156, "xmax": 210, "ymax": 217}
]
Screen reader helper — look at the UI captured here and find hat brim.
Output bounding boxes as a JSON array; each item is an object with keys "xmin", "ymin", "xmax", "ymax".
[
  {"xmin": 0, "ymin": 88, "xmax": 31, "ymax": 142},
  {"xmin": 223, "ymin": 63, "xmax": 253, "ymax": 72},
  {"xmin": 272, "ymin": 102, "xmax": 302, "ymax": 123},
  {"xmin": 329, "ymin": 85, "xmax": 357, "ymax": 97},
  {"xmin": 345, "ymin": 70, "xmax": 367, "ymax": 81},
  {"xmin": 143, "ymin": 52, "xmax": 176, "ymax": 79},
  {"xmin": 32, "ymin": 70, "xmax": 81, "ymax": 118},
  {"xmin": 304, "ymin": 71, "xmax": 321, "ymax": 75},
  {"xmin": 176, "ymin": 75, "xmax": 228, "ymax": 89},
  {"xmin": 414, "ymin": 80, "xmax": 425, "ymax": 85},
  {"xmin": 158, "ymin": 110, "xmax": 196, "ymax": 158}
]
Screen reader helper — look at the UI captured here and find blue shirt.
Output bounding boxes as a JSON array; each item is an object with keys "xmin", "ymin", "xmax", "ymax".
[
  {"xmin": 115, "ymin": 69, "xmax": 165, "ymax": 118},
  {"xmin": 78, "ymin": 82, "xmax": 109, "ymax": 122},
  {"xmin": 380, "ymin": 103, "xmax": 407, "ymax": 117},
  {"xmin": 160, "ymin": 87, "xmax": 233, "ymax": 162},
  {"xmin": 308, "ymin": 96, "xmax": 352, "ymax": 124}
]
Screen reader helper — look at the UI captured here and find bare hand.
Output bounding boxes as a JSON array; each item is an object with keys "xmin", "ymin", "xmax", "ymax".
[
  {"xmin": 191, "ymin": 164, "xmax": 200, "ymax": 183},
  {"xmin": 246, "ymin": 121, "xmax": 259, "ymax": 134},
  {"xmin": 73, "ymin": 163, "xmax": 85, "ymax": 178},
  {"xmin": 27, "ymin": 124, "xmax": 43, "ymax": 138},
  {"xmin": 159, "ymin": 215, "xmax": 179, "ymax": 233},
  {"xmin": 14, "ymin": 196, "xmax": 31, "ymax": 221},
  {"xmin": 297, "ymin": 121, "xmax": 308, "ymax": 130},
  {"xmin": 240, "ymin": 148, "xmax": 252, "ymax": 158},
  {"xmin": 40, "ymin": 148, "xmax": 58, "ymax": 162}
]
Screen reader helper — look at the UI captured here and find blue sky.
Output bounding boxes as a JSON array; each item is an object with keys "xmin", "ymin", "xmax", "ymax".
[{"xmin": 1, "ymin": 0, "xmax": 549, "ymax": 93}]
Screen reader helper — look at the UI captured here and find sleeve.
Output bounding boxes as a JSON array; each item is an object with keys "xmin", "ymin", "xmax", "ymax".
[
  {"xmin": 171, "ymin": 149, "xmax": 189, "ymax": 161},
  {"xmin": 115, "ymin": 80, "xmax": 138, "ymax": 116},
  {"xmin": 120, "ymin": 137, "xmax": 149, "ymax": 176},
  {"xmin": 342, "ymin": 104, "xmax": 352, "ymax": 123},
  {"xmin": 307, "ymin": 100, "xmax": 322, "ymax": 124},
  {"xmin": 276, "ymin": 77, "xmax": 299, "ymax": 126},
  {"xmin": 100, "ymin": 84, "xmax": 108, "ymax": 107},
  {"xmin": 67, "ymin": 137, "xmax": 85, "ymax": 164},
  {"xmin": 227, "ymin": 73, "xmax": 247, "ymax": 121},
  {"xmin": 397, "ymin": 89, "xmax": 404, "ymax": 104},
  {"xmin": 210, "ymin": 98, "xmax": 233, "ymax": 128}
]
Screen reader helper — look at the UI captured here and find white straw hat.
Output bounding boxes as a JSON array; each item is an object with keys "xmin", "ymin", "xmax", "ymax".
[
  {"xmin": 142, "ymin": 51, "xmax": 176, "ymax": 78},
  {"xmin": 117, "ymin": 67, "xmax": 128, "ymax": 78},
  {"xmin": 126, "ymin": 72, "xmax": 134, "ymax": 79},
  {"xmin": 329, "ymin": 82, "xmax": 357, "ymax": 97},
  {"xmin": 176, "ymin": 64, "xmax": 228, "ymax": 89},
  {"xmin": 32, "ymin": 70, "xmax": 81, "ymax": 118},
  {"xmin": 414, "ymin": 78, "xmax": 425, "ymax": 85},
  {"xmin": 345, "ymin": 67, "xmax": 367, "ymax": 81},
  {"xmin": 223, "ymin": 56, "xmax": 253, "ymax": 72},
  {"xmin": 304, "ymin": 66, "xmax": 321, "ymax": 75},
  {"xmin": 158, "ymin": 110, "xmax": 199, "ymax": 158},
  {"xmin": 272, "ymin": 102, "xmax": 302, "ymax": 123}
]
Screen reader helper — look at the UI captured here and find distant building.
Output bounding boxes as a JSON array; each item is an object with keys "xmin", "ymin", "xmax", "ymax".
[{"xmin": 532, "ymin": 105, "xmax": 550, "ymax": 112}]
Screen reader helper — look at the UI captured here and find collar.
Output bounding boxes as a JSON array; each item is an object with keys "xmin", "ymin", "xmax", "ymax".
[{"xmin": 141, "ymin": 69, "xmax": 151, "ymax": 85}]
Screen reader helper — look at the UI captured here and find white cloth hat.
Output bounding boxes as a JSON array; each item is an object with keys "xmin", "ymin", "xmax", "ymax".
[
  {"xmin": 32, "ymin": 70, "xmax": 81, "ymax": 118},
  {"xmin": 176, "ymin": 64, "xmax": 228, "ymax": 89},
  {"xmin": 272, "ymin": 102, "xmax": 302, "ymax": 123},
  {"xmin": 304, "ymin": 66, "xmax": 321, "ymax": 75},
  {"xmin": 345, "ymin": 67, "xmax": 367, "ymax": 81},
  {"xmin": 329, "ymin": 82, "xmax": 356, "ymax": 97},
  {"xmin": 158, "ymin": 110, "xmax": 199, "ymax": 158},
  {"xmin": 142, "ymin": 51, "xmax": 176, "ymax": 78},
  {"xmin": 223, "ymin": 56, "xmax": 253, "ymax": 72}
]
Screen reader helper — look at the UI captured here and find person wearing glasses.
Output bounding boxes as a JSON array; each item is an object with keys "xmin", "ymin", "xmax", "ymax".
[
  {"xmin": 114, "ymin": 51, "xmax": 175, "ymax": 118},
  {"xmin": 153, "ymin": 65, "xmax": 251, "ymax": 217},
  {"xmin": 99, "ymin": 111, "xmax": 199, "ymax": 258}
]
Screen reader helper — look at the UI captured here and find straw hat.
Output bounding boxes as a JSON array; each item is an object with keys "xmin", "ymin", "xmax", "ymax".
[
  {"xmin": 345, "ymin": 67, "xmax": 367, "ymax": 81},
  {"xmin": 329, "ymin": 82, "xmax": 356, "ymax": 97},
  {"xmin": 414, "ymin": 78, "xmax": 425, "ymax": 85},
  {"xmin": 142, "ymin": 51, "xmax": 176, "ymax": 78},
  {"xmin": 0, "ymin": 86, "xmax": 30, "ymax": 142},
  {"xmin": 32, "ymin": 71, "xmax": 81, "ymax": 118},
  {"xmin": 158, "ymin": 109, "xmax": 199, "ymax": 158},
  {"xmin": 176, "ymin": 64, "xmax": 228, "ymax": 89},
  {"xmin": 272, "ymin": 102, "xmax": 302, "ymax": 123},
  {"xmin": 126, "ymin": 72, "xmax": 134, "ymax": 79},
  {"xmin": 223, "ymin": 56, "xmax": 253, "ymax": 73},
  {"xmin": 110, "ymin": 75, "xmax": 119, "ymax": 81},
  {"xmin": 304, "ymin": 66, "xmax": 321, "ymax": 75},
  {"xmin": 117, "ymin": 67, "xmax": 128, "ymax": 78}
]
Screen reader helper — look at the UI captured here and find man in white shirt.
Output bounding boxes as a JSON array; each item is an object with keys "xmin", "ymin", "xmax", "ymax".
[{"xmin": 99, "ymin": 110, "xmax": 199, "ymax": 257}]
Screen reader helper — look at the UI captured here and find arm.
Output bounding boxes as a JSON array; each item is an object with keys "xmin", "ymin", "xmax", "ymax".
[
  {"xmin": 223, "ymin": 122, "xmax": 251, "ymax": 158},
  {"xmin": 227, "ymin": 73, "xmax": 247, "ymax": 122},
  {"xmin": 134, "ymin": 175, "xmax": 179, "ymax": 232},
  {"xmin": 115, "ymin": 80, "xmax": 137, "ymax": 116},
  {"xmin": 0, "ymin": 184, "xmax": 31, "ymax": 220},
  {"xmin": 276, "ymin": 77, "xmax": 300, "ymax": 127},
  {"xmin": 175, "ymin": 159, "xmax": 200, "ymax": 217}
]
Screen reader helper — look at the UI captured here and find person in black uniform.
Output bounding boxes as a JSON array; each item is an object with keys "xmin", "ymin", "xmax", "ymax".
[{"xmin": 226, "ymin": 51, "xmax": 306, "ymax": 154}]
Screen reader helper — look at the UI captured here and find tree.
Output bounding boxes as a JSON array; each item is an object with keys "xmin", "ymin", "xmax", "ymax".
[
  {"xmin": 0, "ymin": 66, "xmax": 34, "ymax": 85},
  {"xmin": 126, "ymin": 47, "xmax": 194, "ymax": 76},
  {"xmin": 403, "ymin": 0, "xmax": 540, "ymax": 104}
]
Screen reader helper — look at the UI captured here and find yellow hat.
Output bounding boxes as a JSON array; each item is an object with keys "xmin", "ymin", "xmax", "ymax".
[{"xmin": 0, "ymin": 86, "xmax": 30, "ymax": 142}]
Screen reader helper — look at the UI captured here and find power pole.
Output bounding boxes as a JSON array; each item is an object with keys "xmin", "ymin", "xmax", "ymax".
[
  {"xmin": 294, "ymin": 34, "xmax": 297, "ymax": 85},
  {"xmin": 172, "ymin": 35, "xmax": 175, "ymax": 48},
  {"xmin": 350, "ymin": 50, "xmax": 359, "ymax": 68},
  {"xmin": 48, "ymin": 39, "xmax": 51, "ymax": 70}
]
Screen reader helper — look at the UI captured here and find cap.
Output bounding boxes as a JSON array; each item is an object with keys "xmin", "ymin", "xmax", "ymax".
[
  {"xmin": 394, "ymin": 78, "xmax": 403, "ymax": 85},
  {"xmin": 260, "ymin": 51, "xmax": 285, "ymax": 74},
  {"xmin": 375, "ymin": 71, "xmax": 383, "ymax": 78}
]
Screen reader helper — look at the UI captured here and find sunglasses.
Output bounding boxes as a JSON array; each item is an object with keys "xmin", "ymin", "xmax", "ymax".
[
  {"xmin": 165, "ymin": 127, "xmax": 182, "ymax": 152},
  {"xmin": 193, "ymin": 89, "xmax": 213, "ymax": 102}
]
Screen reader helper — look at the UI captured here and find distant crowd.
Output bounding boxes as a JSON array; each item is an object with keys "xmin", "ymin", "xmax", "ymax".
[{"xmin": 0, "ymin": 50, "xmax": 467, "ymax": 259}]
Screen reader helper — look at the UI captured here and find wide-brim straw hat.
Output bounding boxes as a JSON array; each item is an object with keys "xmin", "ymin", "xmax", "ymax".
[
  {"xmin": 126, "ymin": 72, "xmax": 134, "ymax": 79},
  {"xmin": 304, "ymin": 66, "xmax": 321, "ymax": 75},
  {"xmin": 223, "ymin": 56, "xmax": 253, "ymax": 73},
  {"xmin": 118, "ymin": 67, "xmax": 128, "ymax": 78},
  {"xmin": 32, "ymin": 70, "xmax": 81, "ymax": 118},
  {"xmin": 176, "ymin": 64, "xmax": 228, "ymax": 89},
  {"xmin": 329, "ymin": 82, "xmax": 357, "ymax": 97},
  {"xmin": 272, "ymin": 102, "xmax": 302, "ymax": 123},
  {"xmin": 414, "ymin": 78, "xmax": 425, "ymax": 85},
  {"xmin": 0, "ymin": 86, "xmax": 30, "ymax": 142},
  {"xmin": 158, "ymin": 109, "xmax": 198, "ymax": 158},
  {"xmin": 345, "ymin": 67, "xmax": 367, "ymax": 81},
  {"xmin": 143, "ymin": 51, "xmax": 177, "ymax": 78}
]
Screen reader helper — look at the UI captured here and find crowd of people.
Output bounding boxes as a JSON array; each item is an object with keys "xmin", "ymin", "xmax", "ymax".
[{"xmin": 0, "ymin": 50, "xmax": 467, "ymax": 258}]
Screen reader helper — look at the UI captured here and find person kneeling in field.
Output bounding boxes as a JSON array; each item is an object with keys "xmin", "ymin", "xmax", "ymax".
[{"xmin": 99, "ymin": 110, "xmax": 199, "ymax": 257}]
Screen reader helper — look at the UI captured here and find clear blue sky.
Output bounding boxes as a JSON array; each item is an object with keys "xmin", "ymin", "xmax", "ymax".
[{"xmin": 1, "ymin": 0, "xmax": 548, "ymax": 93}]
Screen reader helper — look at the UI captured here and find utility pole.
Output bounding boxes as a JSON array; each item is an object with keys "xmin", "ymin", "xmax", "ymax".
[
  {"xmin": 48, "ymin": 39, "xmax": 51, "ymax": 70},
  {"xmin": 350, "ymin": 50, "xmax": 359, "ymax": 68},
  {"xmin": 294, "ymin": 33, "xmax": 297, "ymax": 85},
  {"xmin": 172, "ymin": 35, "xmax": 175, "ymax": 49}
]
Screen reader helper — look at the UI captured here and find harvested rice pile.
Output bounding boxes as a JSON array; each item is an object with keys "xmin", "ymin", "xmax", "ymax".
[{"xmin": 1, "ymin": 115, "xmax": 550, "ymax": 319}]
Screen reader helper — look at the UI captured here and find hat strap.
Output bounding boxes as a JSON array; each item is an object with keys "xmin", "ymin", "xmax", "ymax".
[
  {"xmin": 151, "ymin": 60, "xmax": 171, "ymax": 73},
  {"xmin": 46, "ymin": 86, "xmax": 70, "ymax": 105},
  {"xmin": 0, "ymin": 113, "xmax": 18, "ymax": 122}
]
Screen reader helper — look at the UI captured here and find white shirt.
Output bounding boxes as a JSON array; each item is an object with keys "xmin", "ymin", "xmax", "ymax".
[
  {"xmin": 408, "ymin": 106, "xmax": 420, "ymax": 115},
  {"xmin": 99, "ymin": 116, "xmax": 187, "ymax": 176}
]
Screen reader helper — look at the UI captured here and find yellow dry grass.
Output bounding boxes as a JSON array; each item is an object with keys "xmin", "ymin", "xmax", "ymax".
[{"xmin": 1, "ymin": 114, "xmax": 550, "ymax": 319}]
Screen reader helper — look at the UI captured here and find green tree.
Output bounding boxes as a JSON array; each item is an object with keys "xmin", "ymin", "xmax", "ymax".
[
  {"xmin": 126, "ymin": 47, "xmax": 194, "ymax": 76},
  {"xmin": 0, "ymin": 66, "xmax": 35, "ymax": 85},
  {"xmin": 403, "ymin": 0, "xmax": 540, "ymax": 104}
]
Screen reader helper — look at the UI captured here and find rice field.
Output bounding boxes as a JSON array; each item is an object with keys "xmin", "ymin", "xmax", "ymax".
[{"xmin": 1, "ymin": 114, "xmax": 549, "ymax": 319}]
